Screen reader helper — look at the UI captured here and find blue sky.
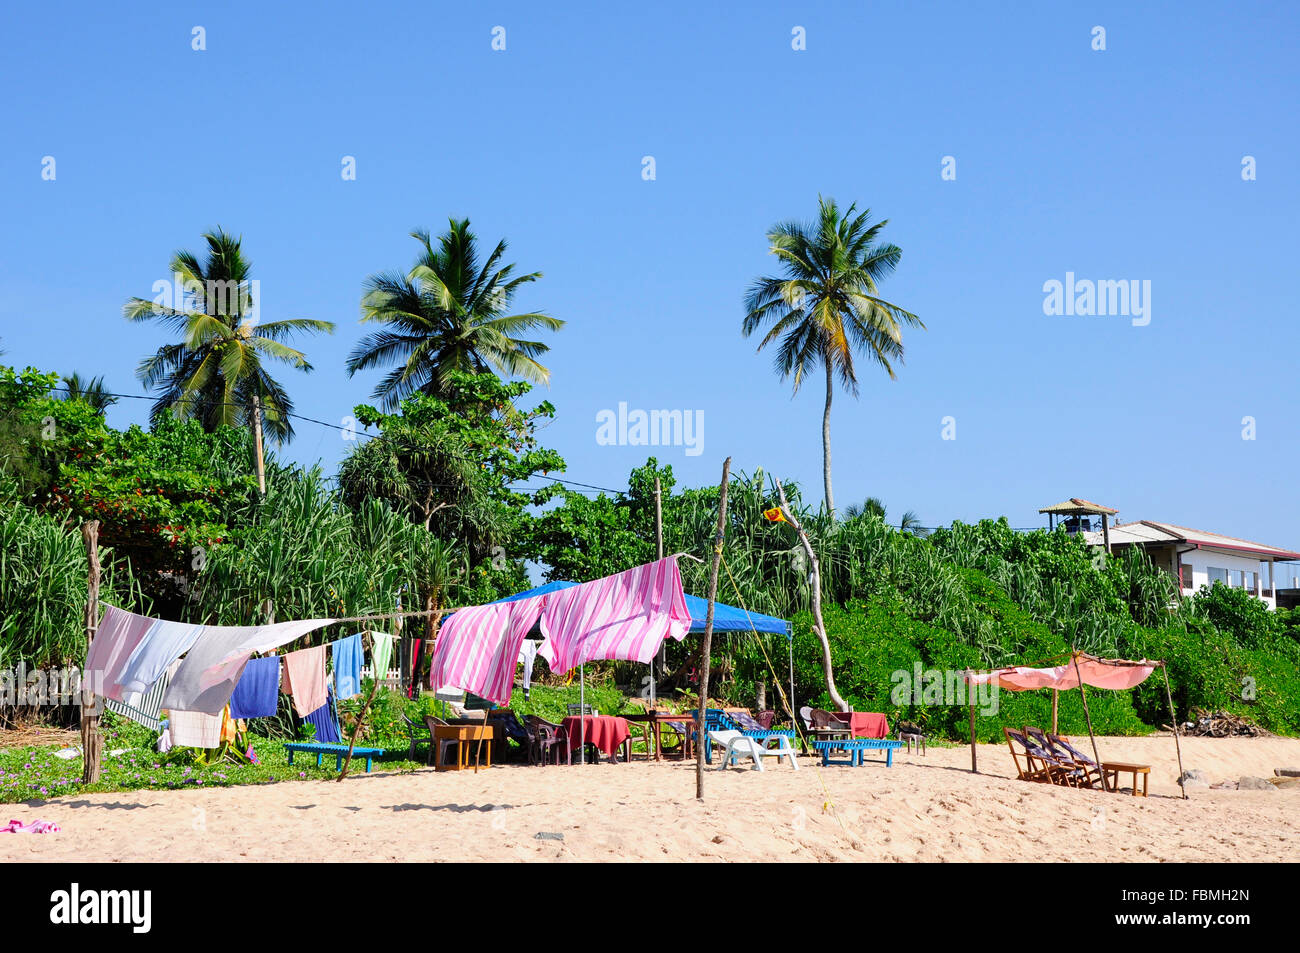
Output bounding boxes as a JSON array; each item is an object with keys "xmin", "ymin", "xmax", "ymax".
[{"xmin": 2, "ymin": 2, "xmax": 1298, "ymax": 546}]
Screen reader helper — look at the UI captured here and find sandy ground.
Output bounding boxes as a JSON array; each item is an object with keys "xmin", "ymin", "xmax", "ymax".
[{"xmin": 2, "ymin": 734, "xmax": 1297, "ymax": 862}]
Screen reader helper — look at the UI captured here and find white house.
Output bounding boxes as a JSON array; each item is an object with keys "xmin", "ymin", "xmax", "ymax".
[{"xmin": 1080, "ymin": 519, "xmax": 1300, "ymax": 610}]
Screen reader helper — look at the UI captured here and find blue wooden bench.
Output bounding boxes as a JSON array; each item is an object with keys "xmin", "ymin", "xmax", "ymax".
[
  {"xmin": 284, "ymin": 743, "xmax": 386, "ymax": 773},
  {"xmin": 811, "ymin": 738, "xmax": 904, "ymax": 767}
]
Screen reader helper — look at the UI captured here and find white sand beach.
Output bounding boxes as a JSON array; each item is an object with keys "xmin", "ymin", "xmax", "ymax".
[{"xmin": 3, "ymin": 734, "xmax": 1297, "ymax": 863}]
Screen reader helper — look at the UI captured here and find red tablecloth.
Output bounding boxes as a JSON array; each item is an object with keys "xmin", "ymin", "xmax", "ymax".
[
  {"xmin": 561, "ymin": 715, "xmax": 630, "ymax": 756},
  {"xmin": 831, "ymin": 712, "xmax": 889, "ymax": 739}
]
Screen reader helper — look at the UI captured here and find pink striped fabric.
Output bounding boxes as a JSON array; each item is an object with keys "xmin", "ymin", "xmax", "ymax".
[
  {"xmin": 429, "ymin": 596, "xmax": 547, "ymax": 705},
  {"xmin": 538, "ymin": 557, "xmax": 691, "ymax": 674}
]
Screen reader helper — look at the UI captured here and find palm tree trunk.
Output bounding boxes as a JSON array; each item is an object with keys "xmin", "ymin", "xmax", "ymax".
[{"xmin": 822, "ymin": 356, "xmax": 835, "ymax": 517}]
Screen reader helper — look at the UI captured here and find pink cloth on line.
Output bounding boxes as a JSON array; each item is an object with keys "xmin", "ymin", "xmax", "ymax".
[
  {"xmin": 965, "ymin": 656, "xmax": 1156, "ymax": 692},
  {"xmin": 431, "ymin": 558, "xmax": 690, "ymax": 705},
  {"xmin": 281, "ymin": 646, "xmax": 327, "ymax": 717},
  {"xmin": 3, "ymin": 819, "xmax": 60, "ymax": 834},
  {"xmin": 428, "ymin": 596, "xmax": 547, "ymax": 706},
  {"xmin": 539, "ymin": 557, "xmax": 691, "ymax": 674},
  {"xmin": 83, "ymin": 605, "xmax": 155, "ymax": 699}
]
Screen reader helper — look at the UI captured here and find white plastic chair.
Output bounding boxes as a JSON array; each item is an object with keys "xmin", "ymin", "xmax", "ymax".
[{"xmin": 709, "ymin": 729, "xmax": 799, "ymax": 771}]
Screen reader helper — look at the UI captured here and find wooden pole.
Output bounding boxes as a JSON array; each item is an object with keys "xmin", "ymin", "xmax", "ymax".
[
  {"xmin": 1051, "ymin": 689, "xmax": 1059, "ymax": 735},
  {"xmin": 251, "ymin": 393, "xmax": 266, "ymax": 495},
  {"xmin": 969, "ymin": 692, "xmax": 977, "ymax": 773},
  {"xmin": 1071, "ymin": 651, "xmax": 1109, "ymax": 792},
  {"xmin": 696, "ymin": 457, "xmax": 731, "ymax": 801},
  {"xmin": 80, "ymin": 521, "xmax": 102, "ymax": 784},
  {"xmin": 1160, "ymin": 662, "xmax": 1187, "ymax": 800}
]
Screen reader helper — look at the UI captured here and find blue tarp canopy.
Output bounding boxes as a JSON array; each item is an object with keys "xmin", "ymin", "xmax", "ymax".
[{"xmin": 488, "ymin": 581, "xmax": 791, "ymax": 637}]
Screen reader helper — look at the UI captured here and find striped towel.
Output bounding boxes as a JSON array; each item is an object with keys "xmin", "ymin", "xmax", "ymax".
[{"xmin": 103, "ymin": 660, "xmax": 177, "ymax": 731}]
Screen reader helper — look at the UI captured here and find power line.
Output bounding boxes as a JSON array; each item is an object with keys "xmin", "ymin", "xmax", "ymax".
[{"xmin": 47, "ymin": 384, "xmax": 626, "ymax": 495}]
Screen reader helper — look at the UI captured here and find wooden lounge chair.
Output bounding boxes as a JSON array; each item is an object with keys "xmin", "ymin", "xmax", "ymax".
[
  {"xmin": 1003, "ymin": 728, "xmax": 1057, "ymax": 784},
  {"xmin": 1042, "ymin": 730, "xmax": 1106, "ymax": 789}
]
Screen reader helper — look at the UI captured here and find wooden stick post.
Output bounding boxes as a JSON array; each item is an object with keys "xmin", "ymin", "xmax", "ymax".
[
  {"xmin": 80, "ymin": 521, "xmax": 102, "ymax": 784},
  {"xmin": 1071, "ymin": 651, "xmax": 1109, "ymax": 792},
  {"xmin": 1051, "ymin": 689, "xmax": 1059, "ymax": 735},
  {"xmin": 1160, "ymin": 662, "xmax": 1187, "ymax": 799},
  {"xmin": 696, "ymin": 457, "xmax": 731, "ymax": 801},
  {"xmin": 337, "ymin": 631, "xmax": 380, "ymax": 782},
  {"xmin": 969, "ymin": 688, "xmax": 977, "ymax": 773}
]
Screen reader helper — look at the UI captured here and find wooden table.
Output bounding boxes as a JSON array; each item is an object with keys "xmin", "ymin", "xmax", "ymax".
[
  {"xmin": 433, "ymin": 724, "xmax": 494, "ymax": 771},
  {"xmin": 1102, "ymin": 761, "xmax": 1150, "ymax": 796}
]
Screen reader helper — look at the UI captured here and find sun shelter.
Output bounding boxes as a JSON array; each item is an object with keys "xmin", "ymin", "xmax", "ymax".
[{"xmin": 963, "ymin": 652, "xmax": 1186, "ymax": 797}]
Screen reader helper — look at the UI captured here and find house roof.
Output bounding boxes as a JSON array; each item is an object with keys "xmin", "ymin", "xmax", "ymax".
[
  {"xmin": 1038, "ymin": 497, "xmax": 1119, "ymax": 516},
  {"xmin": 1084, "ymin": 520, "xmax": 1300, "ymax": 561}
]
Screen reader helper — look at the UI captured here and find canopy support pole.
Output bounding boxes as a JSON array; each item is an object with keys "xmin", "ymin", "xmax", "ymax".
[
  {"xmin": 1160, "ymin": 662, "xmax": 1187, "ymax": 799},
  {"xmin": 969, "ymin": 687, "xmax": 977, "ymax": 773},
  {"xmin": 1051, "ymin": 689, "xmax": 1059, "ymax": 735},
  {"xmin": 696, "ymin": 456, "xmax": 731, "ymax": 801},
  {"xmin": 1071, "ymin": 651, "xmax": 1109, "ymax": 792}
]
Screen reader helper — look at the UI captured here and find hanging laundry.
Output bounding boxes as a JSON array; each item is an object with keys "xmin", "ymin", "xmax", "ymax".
[
  {"xmin": 369, "ymin": 632, "xmax": 394, "ymax": 685},
  {"xmin": 162, "ymin": 616, "xmax": 335, "ymax": 715},
  {"xmin": 302, "ymin": 690, "xmax": 341, "ymax": 744},
  {"xmin": 331, "ymin": 633, "xmax": 364, "ymax": 700},
  {"xmin": 518, "ymin": 639, "xmax": 540, "ymax": 699},
  {"xmin": 103, "ymin": 663, "xmax": 173, "ymax": 731},
  {"xmin": 166, "ymin": 708, "xmax": 224, "ymax": 748},
  {"xmin": 281, "ymin": 646, "xmax": 327, "ymax": 717},
  {"xmin": 228, "ymin": 656, "xmax": 281, "ymax": 719},
  {"xmin": 429, "ymin": 595, "xmax": 547, "ymax": 705},
  {"xmin": 539, "ymin": 557, "xmax": 690, "ymax": 673},
  {"xmin": 111, "ymin": 615, "xmax": 207, "ymax": 700},
  {"xmin": 83, "ymin": 605, "xmax": 155, "ymax": 700},
  {"xmin": 406, "ymin": 638, "xmax": 423, "ymax": 699}
]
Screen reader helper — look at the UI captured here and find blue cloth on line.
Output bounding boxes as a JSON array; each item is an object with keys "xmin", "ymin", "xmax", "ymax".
[
  {"xmin": 332, "ymin": 633, "xmax": 364, "ymax": 700},
  {"xmin": 302, "ymin": 691, "xmax": 341, "ymax": 743},
  {"xmin": 228, "ymin": 656, "xmax": 282, "ymax": 719}
]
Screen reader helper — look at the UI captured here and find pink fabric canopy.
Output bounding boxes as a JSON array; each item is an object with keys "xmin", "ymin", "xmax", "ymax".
[
  {"xmin": 965, "ymin": 654, "xmax": 1156, "ymax": 692},
  {"xmin": 429, "ymin": 557, "xmax": 691, "ymax": 704}
]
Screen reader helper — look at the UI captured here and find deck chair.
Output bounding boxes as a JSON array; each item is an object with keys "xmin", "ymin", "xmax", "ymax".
[
  {"xmin": 708, "ymin": 729, "xmax": 798, "ymax": 771},
  {"xmin": 1003, "ymin": 728, "xmax": 1057, "ymax": 784},
  {"xmin": 1024, "ymin": 726, "xmax": 1100, "ymax": 788},
  {"xmin": 1042, "ymin": 730, "xmax": 1104, "ymax": 788}
]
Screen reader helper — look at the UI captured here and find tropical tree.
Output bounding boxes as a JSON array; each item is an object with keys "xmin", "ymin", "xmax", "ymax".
[
  {"xmin": 123, "ymin": 228, "xmax": 335, "ymax": 446},
  {"xmin": 742, "ymin": 196, "xmax": 922, "ymax": 517},
  {"xmin": 346, "ymin": 220, "xmax": 563, "ymax": 409},
  {"xmin": 58, "ymin": 373, "xmax": 117, "ymax": 414}
]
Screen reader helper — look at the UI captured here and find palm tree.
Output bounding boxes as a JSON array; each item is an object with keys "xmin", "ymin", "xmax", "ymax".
[
  {"xmin": 58, "ymin": 373, "xmax": 117, "ymax": 414},
  {"xmin": 124, "ymin": 228, "xmax": 334, "ymax": 446},
  {"xmin": 743, "ymin": 196, "xmax": 922, "ymax": 517},
  {"xmin": 346, "ymin": 220, "xmax": 563, "ymax": 409},
  {"xmin": 842, "ymin": 496, "xmax": 922, "ymax": 532}
]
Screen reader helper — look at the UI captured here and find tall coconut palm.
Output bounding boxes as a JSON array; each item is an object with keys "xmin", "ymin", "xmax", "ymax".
[
  {"xmin": 743, "ymin": 197, "xmax": 922, "ymax": 517},
  {"xmin": 124, "ymin": 228, "xmax": 334, "ymax": 446},
  {"xmin": 346, "ymin": 220, "xmax": 563, "ymax": 409}
]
